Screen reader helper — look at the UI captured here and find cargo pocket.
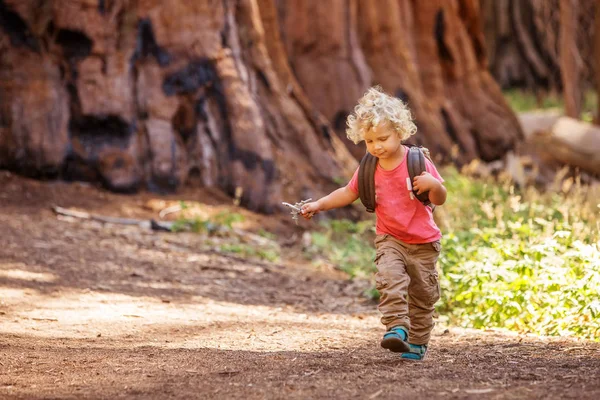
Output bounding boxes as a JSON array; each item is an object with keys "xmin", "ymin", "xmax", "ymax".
[
  {"xmin": 373, "ymin": 246, "xmax": 388, "ymax": 291},
  {"xmin": 430, "ymin": 240, "xmax": 441, "ymax": 252},
  {"xmin": 427, "ymin": 270, "xmax": 441, "ymax": 304},
  {"xmin": 374, "ymin": 271, "xmax": 388, "ymax": 291}
]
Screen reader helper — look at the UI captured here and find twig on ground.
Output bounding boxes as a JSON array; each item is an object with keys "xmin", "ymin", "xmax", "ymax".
[{"xmin": 52, "ymin": 206, "xmax": 173, "ymax": 231}]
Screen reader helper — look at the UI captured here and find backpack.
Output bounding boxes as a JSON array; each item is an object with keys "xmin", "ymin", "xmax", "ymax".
[{"xmin": 357, "ymin": 145, "xmax": 434, "ymax": 213}]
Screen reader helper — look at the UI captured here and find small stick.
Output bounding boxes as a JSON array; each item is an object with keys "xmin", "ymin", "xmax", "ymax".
[{"xmin": 282, "ymin": 198, "xmax": 312, "ymax": 225}]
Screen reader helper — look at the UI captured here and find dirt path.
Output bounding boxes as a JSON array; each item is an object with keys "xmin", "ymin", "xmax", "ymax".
[{"xmin": 1, "ymin": 173, "xmax": 599, "ymax": 399}]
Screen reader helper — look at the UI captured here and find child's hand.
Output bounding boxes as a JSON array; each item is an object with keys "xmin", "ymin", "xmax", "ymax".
[
  {"xmin": 300, "ymin": 201, "xmax": 321, "ymax": 220},
  {"xmin": 412, "ymin": 172, "xmax": 439, "ymax": 195}
]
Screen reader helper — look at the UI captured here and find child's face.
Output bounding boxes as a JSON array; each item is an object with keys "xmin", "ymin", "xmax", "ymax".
[{"xmin": 364, "ymin": 122, "xmax": 402, "ymax": 159}]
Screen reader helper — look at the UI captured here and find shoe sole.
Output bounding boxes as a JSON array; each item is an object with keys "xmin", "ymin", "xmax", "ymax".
[
  {"xmin": 380, "ymin": 337, "xmax": 411, "ymax": 353},
  {"xmin": 400, "ymin": 353, "xmax": 425, "ymax": 361}
]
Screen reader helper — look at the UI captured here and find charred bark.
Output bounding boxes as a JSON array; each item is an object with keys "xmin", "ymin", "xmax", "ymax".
[{"xmin": 0, "ymin": 0, "xmax": 353, "ymax": 212}]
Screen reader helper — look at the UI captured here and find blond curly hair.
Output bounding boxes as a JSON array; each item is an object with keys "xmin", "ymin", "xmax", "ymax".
[{"xmin": 346, "ymin": 86, "xmax": 417, "ymax": 144}]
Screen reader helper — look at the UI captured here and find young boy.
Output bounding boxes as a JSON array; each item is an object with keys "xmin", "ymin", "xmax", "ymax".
[{"xmin": 301, "ymin": 86, "xmax": 447, "ymax": 360}]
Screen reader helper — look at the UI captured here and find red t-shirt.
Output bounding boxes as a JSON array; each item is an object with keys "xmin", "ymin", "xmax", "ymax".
[{"xmin": 348, "ymin": 147, "xmax": 444, "ymax": 244}]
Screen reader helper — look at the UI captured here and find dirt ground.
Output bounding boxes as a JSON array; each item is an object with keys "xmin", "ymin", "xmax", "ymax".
[{"xmin": 1, "ymin": 171, "xmax": 599, "ymax": 400}]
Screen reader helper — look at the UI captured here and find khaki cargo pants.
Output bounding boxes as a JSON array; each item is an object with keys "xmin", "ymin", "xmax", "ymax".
[{"xmin": 374, "ymin": 234, "xmax": 441, "ymax": 345}]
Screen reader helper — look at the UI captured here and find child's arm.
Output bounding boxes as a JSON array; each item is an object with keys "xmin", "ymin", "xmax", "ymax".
[
  {"xmin": 412, "ymin": 172, "xmax": 447, "ymax": 206},
  {"xmin": 301, "ymin": 186, "xmax": 359, "ymax": 219}
]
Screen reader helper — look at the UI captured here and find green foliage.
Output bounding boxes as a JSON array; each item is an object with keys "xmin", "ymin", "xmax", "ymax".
[
  {"xmin": 503, "ymin": 89, "xmax": 562, "ymax": 112},
  {"xmin": 257, "ymin": 229, "xmax": 276, "ymax": 240},
  {"xmin": 503, "ymin": 89, "xmax": 598, "ymax": 121},
  {"xmin": 333, "ymin": 176, "xmax": 349, "ymax": 186},
  {"xmin": 307, "ymin": 167, "xmax": 600, "ymax": 341},
  {"xmin": 219, "ymin": 242, "xmax": 280, "ymax": 263},
  {"xmin": 172, "ymin": 208, "xmax": 245, "ymax": 234},
  {"xmin": 169, "ymin": 207, "xmax": 279, "ymax": 262},
  {"xmin": 439, "ymin": 167, "xmax": 600, "ymax": 340},
  {"xmin": 305, "ymin": 219, "xmax": 376, "ymax": 279}
]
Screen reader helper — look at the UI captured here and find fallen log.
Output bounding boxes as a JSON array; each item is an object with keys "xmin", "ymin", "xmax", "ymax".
[{"xmin": 528, "ymin": 117, "xmax": 600, "ymax": 176}]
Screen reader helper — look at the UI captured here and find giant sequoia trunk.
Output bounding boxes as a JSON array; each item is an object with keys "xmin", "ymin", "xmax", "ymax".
[
  {"xmin": 0, "ymin": 0, "xmax": 355, "ymax": 212},
  {"xmin": 280, "ymin": 0, "xmax": 523, "ymax": 163},
  {"xmin": 0, "ymin": 0, "xmax": 521, "ymax": 212},
  {"xmin": 480, "ymin": 0, "xmax": 596, "ymax": 97}
]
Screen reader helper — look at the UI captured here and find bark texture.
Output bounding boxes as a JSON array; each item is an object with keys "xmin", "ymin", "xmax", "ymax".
[
  {"xmin": 0, "ymin": 0, "xmax": 354, "ymax": 212},
  {"xmin": 481, "ymin": 0, "xmax": 596, "ymax": 95},
  {"xmin": 559, "ymin": 0, "xmax": 581, "ymax": 118},
  {"xmin": 1, "ymin": 0, "xmax": 521, "ymax": 211},
  {"xmin": 281, "ymin": 0, "xmax": 522, "ymax": 162},
  {"xmin": 596, "ymin": 0, "xmax": 600, "ymax": 122}
]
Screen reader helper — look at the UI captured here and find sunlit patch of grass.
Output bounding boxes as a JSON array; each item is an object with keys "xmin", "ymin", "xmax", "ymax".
[
  {"xmin": 219, "ymin": 242, "xmax": 280, "ymax": 263},
  {"xmin": 171, "ymin": 205, "xmax": 280, "ymax": 262},
  {"xmin": 503, "ymin": 89, "xmax": 598, "ymax": 121},
  {"xmin": 171, "ymin": 206, "xmax": 246, "ymax": 233},
  {"xmin": 439, "ymin": 167, "xmax": 599, "ymax": 340},
  {"xmin": 503, "ymin": 89, "xmax": 562, "ymax": 112}
]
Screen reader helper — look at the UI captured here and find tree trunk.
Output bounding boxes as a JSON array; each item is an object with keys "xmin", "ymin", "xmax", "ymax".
[
  {"xmin": 282, "ymin": 0, "xmax": 522, "ymax": 163},
  {"xmin": 1, "ymin": 0, "xmax": 521, "ymax": 212},
  {"xmin": 0, "ymin": 0, "xmax": 354, "ymax": 213},
  {"xmin": 276, "ymin": 0, "xmax": 372, "ymax": 160},
  {"xmin": 480, "ymin": 0, "xmax": 596, "ymax": 100},
  {"xmin": 596, "ymin": 0, "xmax": 600, "ymax": 123},
  {"xmin": 559, "ymin": 0, "xmax": 581, "ymax": 118},
  {"xmin": 480, "ymin": 0, "xmax": 561, "ymax": 91}
]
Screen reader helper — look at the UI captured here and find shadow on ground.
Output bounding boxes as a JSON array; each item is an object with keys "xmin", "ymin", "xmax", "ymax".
[{"xmin": 2, "ymin": 333, "xmax": 599, "ymax": 400}]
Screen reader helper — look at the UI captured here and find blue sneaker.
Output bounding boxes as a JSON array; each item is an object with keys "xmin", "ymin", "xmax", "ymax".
[
  {"xmin": 380, "ymin": 326, "xmax": 410, "ymax": 353},
  {"xmin": 400, "ymin": 343, "xmax": 427, "ymax": 360}
]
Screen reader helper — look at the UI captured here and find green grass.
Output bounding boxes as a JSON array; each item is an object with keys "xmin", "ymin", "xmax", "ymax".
[
  {"xmin": 503, "ymin": 89, "xmax": 562, "ymax": 112},
  {"xmin": 171, "ymin": 208, "xmax": 245, "ymax": 234},
  {"xmin": 170, "ymin": 206, "xmax": 280, "ymax": 262},
  {"xmin": 503, "ymin": 89, "xmax": 598, "ymax": 122},
  {"xmin": 439, "ymin": 167, "xmax": 599, "ymax": 340},
  {"xmin": 219, "ymin": 242, "xmax": 280, "ymax": 262}
]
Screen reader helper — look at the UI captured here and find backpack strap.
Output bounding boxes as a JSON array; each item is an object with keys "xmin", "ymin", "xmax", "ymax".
[
  {"xmin": 358, "ymin": 152, "xmax": 377, "ymax": 213},
  {"xmin": 407, "ymin": 147, "xmax": 430, "ymax": 205},
  {"xmin": 358, "ymin": 146, "xmax": 436, "ymax": 212},
  {"xmin": 406, "ymin": 146, "xmax": 435, "ymax": 208}
]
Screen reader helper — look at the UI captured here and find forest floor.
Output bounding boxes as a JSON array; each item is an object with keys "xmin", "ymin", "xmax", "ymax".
[{"xmin": 1, "ymin": 171, "xmax": 599, "ymax": 400}]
